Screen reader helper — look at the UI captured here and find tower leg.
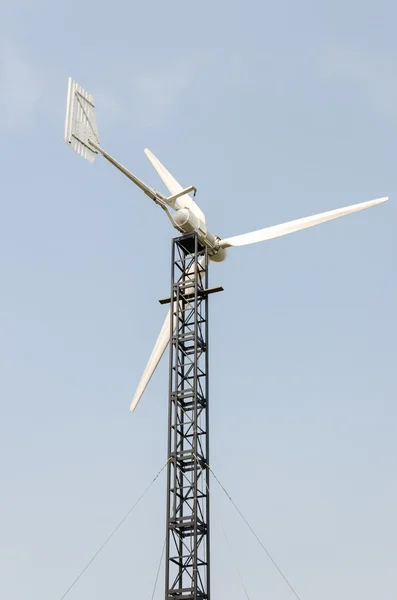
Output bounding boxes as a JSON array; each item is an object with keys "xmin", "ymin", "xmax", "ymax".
[{"xmin": 165, "ymin": 233, "xmax": 210, "ymax": 600}]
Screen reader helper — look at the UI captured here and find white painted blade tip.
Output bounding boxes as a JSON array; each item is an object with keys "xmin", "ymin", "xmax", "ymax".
[
  {"xmin": 144, "ymin": 148, "xmax": 156, "ymax": 161},
  {"xmin": 129, "ymin": 391, "xmax": 142, "ymax": 412}
]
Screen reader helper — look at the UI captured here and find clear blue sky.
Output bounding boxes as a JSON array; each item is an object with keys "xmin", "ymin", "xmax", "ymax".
[{"xmin": 0, "ymin": 1, "xmax": 396, "ymax": 599}]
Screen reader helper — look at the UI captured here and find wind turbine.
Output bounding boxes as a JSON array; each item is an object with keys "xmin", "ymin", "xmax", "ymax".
[
  {"xmin": 64, "ymin": 76, "xmax": 388, "ymax": 411},
  {"xmin": 64, "ymin": 77, "xmax": 387, "ymax": 600}
]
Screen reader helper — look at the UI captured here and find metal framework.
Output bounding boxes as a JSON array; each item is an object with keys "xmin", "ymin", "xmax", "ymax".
[{"xmin": 165, "ymin": 233, "xmax": 210, "ymax": 600}]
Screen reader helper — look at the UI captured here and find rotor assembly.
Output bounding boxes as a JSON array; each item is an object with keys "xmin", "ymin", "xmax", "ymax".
[{"xmin": 64, "ymin": 76, "xmax": 389, "ymax": 600}]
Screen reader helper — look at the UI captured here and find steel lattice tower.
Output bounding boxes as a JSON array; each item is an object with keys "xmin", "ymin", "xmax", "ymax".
[{"xmin": 165, "ymin": 233, "xmax": 211, "ymax": 600}]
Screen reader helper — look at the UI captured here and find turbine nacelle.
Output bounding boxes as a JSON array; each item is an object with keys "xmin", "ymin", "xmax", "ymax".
[{"xmin": 173, "ymin": 208, "xmax": 227, "ymax": 261}]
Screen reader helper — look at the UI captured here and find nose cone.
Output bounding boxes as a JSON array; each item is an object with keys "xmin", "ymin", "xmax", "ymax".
[{"xmin": 210, "ymin": 247, "xmax": 227, "ymax": 262}]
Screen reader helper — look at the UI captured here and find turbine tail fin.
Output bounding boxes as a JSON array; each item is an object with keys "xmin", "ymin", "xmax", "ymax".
[{"xmin": 64, "ymin": 77, "xmax": 99, "ymax": 163}]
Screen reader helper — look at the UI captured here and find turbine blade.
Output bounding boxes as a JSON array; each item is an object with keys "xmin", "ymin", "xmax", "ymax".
[
  {"xmin": 144, "ymin": 148, "xmax": 206, "ymax": 223},
  {"xmin": 129, "ymin": 309, "xmax": 171, "ymax": 412},
  {"xmin": 130, "ymin": 256, "xmax": 206, "ymax": 412},
  {"xmin": 144, "ymin": 148, "xmax": 184, "ymax": 197},
  {"xmin": 219, "ymin": 197, "xmax": 388, "ymax": 248}
]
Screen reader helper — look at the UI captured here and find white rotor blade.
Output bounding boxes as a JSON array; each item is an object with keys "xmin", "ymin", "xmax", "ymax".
[
  {"xmin": 219, "ymin": 197, "xmax": 388, "ymax": 248},
  {"xmin": 130, "ymin": 256, "xmax": 206, "ymax": 412},
  {"xmin": 129, "ymin": 308, "xmax": 171, "ymax": 412},
  {"xmin": 144, "ymin": 148, "xmax": 183, "ymax": 197},
  {"xmin": 144, "ymin": 148, "xmax": 206, "ymax": 223}
]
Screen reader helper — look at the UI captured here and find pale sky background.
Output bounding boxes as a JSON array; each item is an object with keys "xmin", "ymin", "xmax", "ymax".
[{"xmin": 0, "ymin": 1, "xmax": 396, "ymax": 599}]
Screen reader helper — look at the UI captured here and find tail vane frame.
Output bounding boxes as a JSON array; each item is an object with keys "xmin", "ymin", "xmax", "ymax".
[{"xmin": 64, "ymin": 77, "xmax": 100, "ymax": 163}]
